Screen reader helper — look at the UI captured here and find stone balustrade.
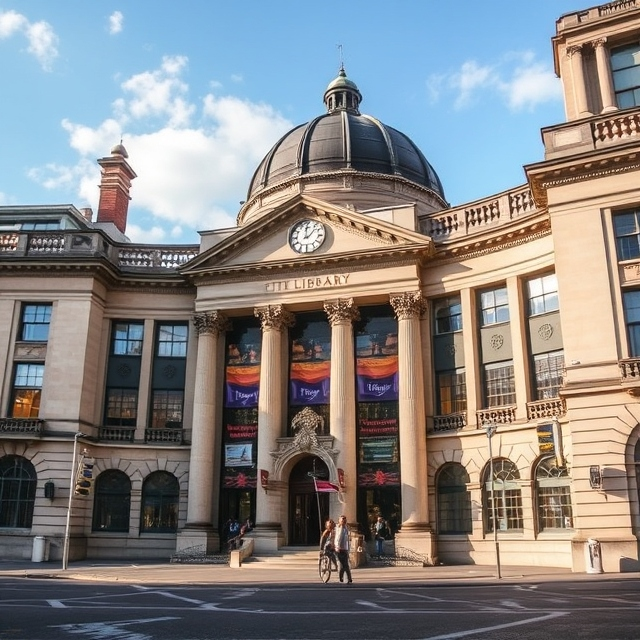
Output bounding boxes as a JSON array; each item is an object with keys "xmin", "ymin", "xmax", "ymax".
[{"xmin": 0, "ymin": 418, "xmax": 43, "ymax": 435}]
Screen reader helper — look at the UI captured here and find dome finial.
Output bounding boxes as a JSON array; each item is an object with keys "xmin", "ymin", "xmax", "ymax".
[{"xmin": 323, "ymin": 51, "xmax": 362, "ymax": 115}]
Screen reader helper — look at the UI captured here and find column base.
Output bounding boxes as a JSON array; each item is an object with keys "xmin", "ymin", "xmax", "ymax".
[
  {"xmin": 250, "ymin": 524, "xmax": 285, "ymax": 554},
  {"xmin": 176, "ymin": 526, "xmax": 219, "ymax": 556},
  {"xmin": 395, "ymin": 524, "xmax": 437, "ymax": 566}
]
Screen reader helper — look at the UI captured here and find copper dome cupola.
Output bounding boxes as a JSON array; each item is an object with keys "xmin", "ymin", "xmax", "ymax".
[{"xmin": 241, "ymin": 67, "xmax": 447, "ymax": 224}]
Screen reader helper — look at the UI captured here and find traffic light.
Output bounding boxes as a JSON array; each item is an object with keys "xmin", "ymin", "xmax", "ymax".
[{"xmin": 74, "ymin": 456, "xmax": 95, "ymax": 496}]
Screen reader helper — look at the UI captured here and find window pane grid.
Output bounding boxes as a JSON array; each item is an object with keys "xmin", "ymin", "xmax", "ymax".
[
  {"xmin": 437, "ymin": 370, "xmax": 467, "ymax": 414},
  {"xmin": 527, "ymin": 274, "xmax": 559, "ymax": 315},
  {"xmin": 113, "ymin": 322, "xmax": 144, "ymax": 356},
  {"xmin": 157, "ymin": 324, "xmax": 188, "ymax": 357},
  {"xmin": 434, "ymin": 297, "xmax": 462, "ymax": 334},
  {"xmin": 21, "ymin": 304, "xmax": 52, "ymax": 341},
  {"xmin": 484, "ymin": 363, "xmax": 515, "ymax": 407},
  {"xmin": 614, "ymin": 210, "xmax": 640, "ymax": 261},
  {"xmin": 151, "ymin": 390, "xmax": 184, "ymax": 428},
  {"xmin": 106, "ymin": 389, "xmax": 138, "ymax": 426},
  {"xmin": 533, "ymin": 351, "xmax": 565, "ymax": 399},
  {"xmin": 480, "ymin": 287, "xmax": 509, "ymax": 326}
]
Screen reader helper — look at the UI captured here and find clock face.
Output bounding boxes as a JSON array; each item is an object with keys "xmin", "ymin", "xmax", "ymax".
[{"xmin": 289, "ymin": 219, "xmax": 326, "ymax": 254}]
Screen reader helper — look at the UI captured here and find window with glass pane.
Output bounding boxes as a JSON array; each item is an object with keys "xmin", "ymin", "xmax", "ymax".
[
  {"xmin": 92, "ymin": 470, "xmax": 131, "ymax": 532},
  {"xmin": 484, "ymin": 459, "xmax": 523, "ymax": 532},
  {"xmin": 436, "ymin": 369, "xmax": 467, "ymax": 414},
  {"xmin": 112, "ymin": 322, "xmax": 144, "ymax": 355},
  {"xmin": 151, "ymin": 390, "xmax": 183, "ymax": 428},
  {"xmin": 480, "ymin": 287, "xmax": 509, "ymax": 325},
  {"xmin": 527, "ymin": 274, "xmax": 559, "ymax": 315},
  {"xmin": 0, "ymin": 455, "xmax": 36, "ymax": 528},
  {"xmin": 437, "ymin": 463, "xmax": 472, "ymax": 534},
  {"xmin": 11, "ymin": 363, "xmax": 44, "ymax": 418},
  {"xmin": 434, "ymin": 297, "xmax": 462, "ymax": 334},
  {"xmin": 105, "ymin": 388, "xmax": 138, "ymax": 426},
  {"xmin": 611, "ymin": 43, "xmax": 640, "ymax": 109},
  {"xmin": 533, "ymin": 351, "xmax": 565, "ymax": 399},
  {"xmin": 623, "ymin": 290, "xmax": 640, "ymax": 356},
  {"xmin": 536, "ymin": 457, "xmax": 573, "ymax": 530},
  {"xmin": 157, "ymin": 324, "xmax": 188, "ymax": 357},
  {"xmin": 20, "ymin": 304, "xmax": 52, "ymax": 341},
  {"xmin": 614, "ymin": 209, "xmax": 640, "ymax": 261},
  {"xmin": 141, "ymin": 471, "xmax": 179, "ymax": 532},
  {"xmin": 483, "ymin": 361, "xmax": 515, "ymax": 407}
]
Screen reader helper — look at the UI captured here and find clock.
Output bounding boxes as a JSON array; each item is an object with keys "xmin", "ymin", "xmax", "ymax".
[{"xmin": 289, "ymin": 219, "xmax": 326, "ymax": 254}]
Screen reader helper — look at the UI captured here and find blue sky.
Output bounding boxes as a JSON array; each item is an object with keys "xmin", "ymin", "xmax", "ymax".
[{"xmin": 0, "ymin": 2, "xmax": 582, "ymax": 245}]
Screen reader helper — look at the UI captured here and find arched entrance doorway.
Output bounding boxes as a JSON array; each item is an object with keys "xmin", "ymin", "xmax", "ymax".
[{"xmin": 289, "ymin": 456, "xmax": 329, "ymax": 546}]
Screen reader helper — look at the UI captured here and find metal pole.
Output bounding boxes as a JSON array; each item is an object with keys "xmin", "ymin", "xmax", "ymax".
[
  {"xmin": 62, "ymin": 433, "xmax": 82, "ymax": 571},
  {"xmin": 486, "ymin": 424, "xmax": 502, "ymax": 579}
]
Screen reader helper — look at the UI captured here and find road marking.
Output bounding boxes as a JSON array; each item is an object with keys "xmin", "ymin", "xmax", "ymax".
[{"xmin": 52, "ymin": 616, "xmax": 179, "ymax": 639}]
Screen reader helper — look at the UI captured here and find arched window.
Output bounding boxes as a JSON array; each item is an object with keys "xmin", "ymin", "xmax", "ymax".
[
  {"xmin": 535, "ymin": 456, "xmax": 573, "ymax": 531},
  {"xmin": 483, "ymin": 458, "xmax": 523, "ymax": 532},
  {"xmin": 437, "ymin": 463, "xmax": 472, "ymax": 534},
  {"xmin": 0, "ymin": 455, "xmax": 36, "ymax": 528},
  {"xmin": 92, "ymin": 470, "xmax": 131, "ymax": 532},
  {"xmin": 141, "ymin": 471, "xmax": 179, "ymax": 533}
]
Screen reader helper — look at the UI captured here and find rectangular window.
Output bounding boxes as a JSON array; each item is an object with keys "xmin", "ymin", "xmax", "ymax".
[
  {"xmin": 436, "ymin": 369, "xmax": 467, "ymax": 415},
  {"xmin": 537, "ymin": 485, "xmax": 573, "ymax": 531},
  {"xmin": 623, "ymin": 290, "xmax": 640, "ymax": 356},
  {"xmin": 483, "ymin": 361, "xmax": 515, "ymax": 407},
  {"xmin": 20, "ymin": 303, "xmax": 52, "ymax": 341},
  {"xmin": 479, "ymin": 286, "xmax": 509, "ymax": 326},
  {"xmin": 11, "ymin": 363, "xmax": 44, "ymax": 418},
  {"xmin": 151, "ymin": 390, "xmax": 184, "ymax": 428},
  {"xmin": 533, "ymin": 350, "xmax": 565, "ymax": 400},
  {"xmin": 105, "ymin": 388, "xmax": 138, "ymax": 426},
  {"xmin": 112, "ymin": 322, "xmax": 144, "ymax": 356},
  {"xmin": 527, "ymin": 274, "xmax": 559, "ymax": 316},
  {"xmin": 611, "ymin": 43, "xmax": 640, "ymax": 109},
  {"xmin": 157, "ymin": 324, "xmax": 188, "ymax": 357},
  {"xmin": 434, "ymin": 297, "xmax": 462, "ymax": 334},
  {"xmin": 614, "ymin": 209, "xmax": 640, "ymax": 261}
]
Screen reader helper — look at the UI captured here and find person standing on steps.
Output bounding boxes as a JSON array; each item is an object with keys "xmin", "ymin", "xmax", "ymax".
[
  {"xmin": 334, "ymin": 515, "xmax": 353, "ymax": 583},
  {"xmin": 374, "ymin": 515, "xmax": 389, "ymax": 557}
]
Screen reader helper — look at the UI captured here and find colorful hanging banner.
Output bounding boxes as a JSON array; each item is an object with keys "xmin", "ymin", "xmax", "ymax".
[
  {"xmin": 289, "ymin": 361, "xmax": 331, "ymax": 405},
  {"xmin": 356, "ymin": 355, "xmax": 398, "ymax": 401},
  {"xmin": 225, "ymin": 364, "xmax": 260, "ymax": 407}
]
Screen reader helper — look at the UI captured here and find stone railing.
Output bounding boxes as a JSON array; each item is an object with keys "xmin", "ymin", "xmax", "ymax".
[
  {"xmin": 526, "ymin": 398, "xmax": 566, "ymax": 421},
  {"xmin": 420, "ymin": 185, "xmax": 537, "ymax": 243},
  {"xmin": 593, "ymin": 111, "xmax": 640, "ymax": 147},
  {"xmin": 118, "ymin": 247, "xmax": 198, "ymax": 269},
  {"xmin": 0, "ymin": 418, "xmax": 44, "ymax": 435},
  {"xmin": 145, "ymin": 428, "xmax": 185, "ymax": 444},
  {"xmin": 619, "ymin": 357, "xmax": 640, "ymax": 380},
  {"xmin": 475, "ymin": 406, "xmax": 517, "ymax": 428},
  {"xmin": 432, "ymin": 413, "xmax": 467, "ymax": 432},
  {"xmin": 98, "ymin": 426, "xmax": 135, "ymax": 442}
]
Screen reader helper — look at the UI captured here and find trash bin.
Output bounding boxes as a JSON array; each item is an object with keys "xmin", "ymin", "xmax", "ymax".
[
  {"xmin": 31, "ymin": 535, "xmax": 50, "ymax": 562},
  {"xmin": 585, "ymin": 538, "xmax": 603, "ymax": 574}
]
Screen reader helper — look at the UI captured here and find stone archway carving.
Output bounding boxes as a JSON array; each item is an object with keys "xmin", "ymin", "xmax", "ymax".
[{"xmin": 271, "ymin": 407, "xmax": 340, "ymax": 481}]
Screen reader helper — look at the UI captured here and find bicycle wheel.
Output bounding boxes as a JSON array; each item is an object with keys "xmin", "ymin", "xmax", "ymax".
[{"xmin": 319, "ymin": 554, "xmax": 332, "ymax": 583}]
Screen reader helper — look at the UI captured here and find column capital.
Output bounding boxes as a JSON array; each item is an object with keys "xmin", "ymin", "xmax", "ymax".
[
  {"xmin": 324, "ymin": 298, "xmax": 360, "ymax": 326},
  {"xmin": 254, "ymin": 304, "xmax": 295, "ymax": 331},
  {"xmin": 591, "ymin": 37, "xmax": 607, "ymax": 50},
  {"xmin": 567, "ymin": 44, "xmax": 584, "ymax": 58},
  {"xmin": 390, "ymin": 291, "xmax": 427, "ymax": 320},
  {"xmin": 192, "ymin": 311, "xmax": 231, "ymax": 336}
]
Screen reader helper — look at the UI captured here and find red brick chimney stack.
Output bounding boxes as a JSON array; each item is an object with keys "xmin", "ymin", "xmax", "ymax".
[{"xmin": 96, "ymin": 143, "xmax": 137, "ymax": 234}]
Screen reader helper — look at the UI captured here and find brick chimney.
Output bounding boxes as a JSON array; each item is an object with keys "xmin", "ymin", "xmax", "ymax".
[{"xmin": 96, "ymin": 143, "xmax": 137, "ymax": 234}]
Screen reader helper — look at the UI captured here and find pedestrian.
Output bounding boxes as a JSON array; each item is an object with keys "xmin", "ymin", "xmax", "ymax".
[
  {"xmin": 374, "ymin": 515, "xmax": 389, "ymax": 557},
  {"xmin": 334, "ymin": 514, "xmax": 353, "ymax": 583},
  {"xmin": 228, "ymin": 518, "xmax": 241, "ymax": 550}
]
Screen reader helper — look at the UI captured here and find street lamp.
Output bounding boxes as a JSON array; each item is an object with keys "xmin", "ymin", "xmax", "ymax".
[{"xmin": 485, "ymin": 423, "xmax": 502, "ymax": 579}]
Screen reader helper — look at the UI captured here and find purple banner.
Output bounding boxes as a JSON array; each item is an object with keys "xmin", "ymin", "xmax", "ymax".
[
  {"xmin": 225, "ymin": 382, "xmax": 259, "ymax": 408},
  {"xmin": 290, "ymin": 378, "xmax": 330, "ymax": 405},
  {"xmin": 357, "ymin": 372, "xmax": 398, "ymax": 401}
]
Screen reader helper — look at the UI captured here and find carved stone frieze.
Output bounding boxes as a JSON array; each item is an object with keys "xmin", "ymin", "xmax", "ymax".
[
  {"xmin": 192, "ymin": 311, "xmax": 231, "ymax": 336},
  {"xmin": 254, "ymin": 304, "xmax": 295, "ymax": 331},
  {"xmin": 324, "ymin": 298, "xmax": 360, "ymax": 326},
  {"xmin": 389, "ymin": 291, "xmax": 427, "ymax": 320}
]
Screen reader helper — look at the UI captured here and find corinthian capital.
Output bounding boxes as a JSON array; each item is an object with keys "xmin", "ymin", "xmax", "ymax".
[
  {"xmin": 254, "ymin": 304, "xmax": 295, "ymax": 331},
  {"xmin": 192, "ymin": 311, "xmax": 231, "ymax": 336},
  {"xmin": 390, "ymin": 291, "xmax": 427, "ymax": 320},
  {"xmin": 324, "ymin": 298, "xmax": 360, "ymax": 326}
]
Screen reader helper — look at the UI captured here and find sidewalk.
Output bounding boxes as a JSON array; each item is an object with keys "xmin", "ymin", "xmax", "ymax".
[{"xmin": 0, "ymin": 558, "xmax": 634, "ymax": 586}]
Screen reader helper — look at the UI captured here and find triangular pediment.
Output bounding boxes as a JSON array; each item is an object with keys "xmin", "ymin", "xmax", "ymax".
[{"xmin": 180, "ymin": 194, "xmax": 434, "ymax": 279}]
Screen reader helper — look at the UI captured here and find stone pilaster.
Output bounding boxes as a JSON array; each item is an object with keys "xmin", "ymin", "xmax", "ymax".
[
  {"xmin": 568, "ymin": 44, "xmax": 591, "ymax": 117},
  {"xmin": 253, "ymin": 305, "xmax": 294, "ymax": 552},
  {"xmin": 177, "ymin": 311, "xmax": 230, "ymax": 555},
  {"xmin": 389, "ymin": 291, "xmax": 436, "ymax": 563},
  {"xmin": 592, "ymin": 38, "xmax": 617, "ymax": 113},
  {"xmin": 324, "ymin": 298, "xmax": 359, "ymax": 522}
]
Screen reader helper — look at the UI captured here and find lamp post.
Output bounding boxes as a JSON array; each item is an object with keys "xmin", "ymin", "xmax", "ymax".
[
  {"xmin": 485, "ymin": 423, "xmax": 502, "ymax": 579},
  {"xmin": 62, "ymin": 432, "xmax": 87, "ymax": 571}
]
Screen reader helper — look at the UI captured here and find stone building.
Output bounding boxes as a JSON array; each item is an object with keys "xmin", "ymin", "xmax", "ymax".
[{"xmin": 1, "ymin": 0, "xmax": 640, "ymax": 572}]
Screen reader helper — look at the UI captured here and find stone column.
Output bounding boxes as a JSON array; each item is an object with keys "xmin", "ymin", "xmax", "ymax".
[
  {"xmin": 324, "ymin": 298, "xmax": 359, "ymax": 523},
  {"xmin": 390, "ymin": 291, "xmax": 435, "ymax": 562},
  {"xmin": 177, "ymin": 311, "xmax": 229, "ymax": 555},
  {"xmin": 568, "ymin": 44, "xmax": 591, "ymax": 117},
  {"xmin": 593, "ymin": 38, "xmax": 617, "ymax": 113},
  {"xmin": 253, "ymin": 304, "xmax": 294, "ymax": 553}
]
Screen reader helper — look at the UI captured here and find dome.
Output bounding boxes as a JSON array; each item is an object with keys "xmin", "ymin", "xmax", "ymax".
[{"xmin": 247, "ymin": 67, "xmax": 446, "ymax": 202}]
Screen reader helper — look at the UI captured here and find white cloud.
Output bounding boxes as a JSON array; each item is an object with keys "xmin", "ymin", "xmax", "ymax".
[
  {"xmin": 502, "ymin": 62, "xmax": 562, "ymax": 110},
  {"xmin": 0, "ymin": 11, "xmax": 58, "ymax": 70},
  {"xmin": 30, "ymin": 56, "xmax": 294, "ymax": 240},
  {"xmin": 108, "ymin": 11, "xmax": 123, "ymax": 35}
]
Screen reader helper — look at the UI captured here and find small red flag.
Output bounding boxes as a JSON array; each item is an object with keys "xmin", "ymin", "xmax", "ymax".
[{"xmin": 314, "ymin": 478, "xmax": 339, "ymax": 493}]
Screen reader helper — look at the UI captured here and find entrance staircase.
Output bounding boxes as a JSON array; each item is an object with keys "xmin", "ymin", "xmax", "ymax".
[{"xmin": 245, "ymin": 546, "xmax": 319, "ymax": 567}]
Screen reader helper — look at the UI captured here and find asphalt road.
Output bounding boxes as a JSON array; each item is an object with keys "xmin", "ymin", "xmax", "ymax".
[{"xmin": 1, "ymin": 576, "xmax": 639, "ymax": 640}]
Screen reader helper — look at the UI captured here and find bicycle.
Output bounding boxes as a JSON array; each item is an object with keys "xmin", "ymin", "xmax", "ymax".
[{"xmin": 318, "ymin": 544, "xmax": 338, "ymax": 583}]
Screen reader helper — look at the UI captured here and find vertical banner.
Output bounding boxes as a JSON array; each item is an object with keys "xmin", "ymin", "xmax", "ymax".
[{"xmin": 356, "ymin": 355, "xmax": 399, "ymax": 401}]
